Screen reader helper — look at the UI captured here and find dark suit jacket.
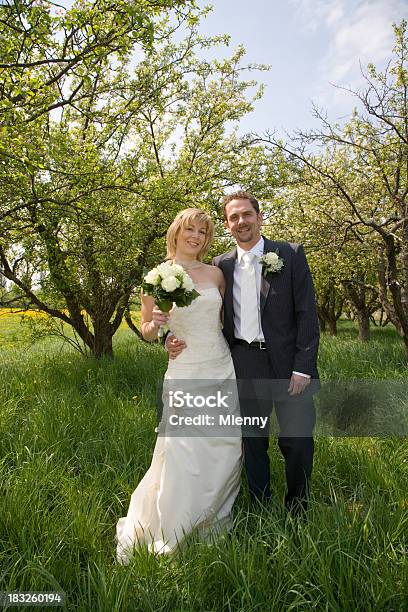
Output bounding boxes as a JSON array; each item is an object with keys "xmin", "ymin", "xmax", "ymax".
[{"xmin": 213, "ymin": 236, "xmax": 320, "ymax": 380}]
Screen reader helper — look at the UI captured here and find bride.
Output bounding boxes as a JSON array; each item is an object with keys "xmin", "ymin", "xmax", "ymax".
[{"xmin": 116, "ymin": 208, "xmax": 242, "ymax": 562}]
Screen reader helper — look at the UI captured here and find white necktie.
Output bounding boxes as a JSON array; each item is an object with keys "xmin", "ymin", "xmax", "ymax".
[{"xmin": 240, "ymin": 252, "xmax": 259, "ymax": 343}]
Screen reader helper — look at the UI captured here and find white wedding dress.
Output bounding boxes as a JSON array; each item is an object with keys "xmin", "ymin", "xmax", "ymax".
[{"xmin": 116, "ymin": 285, "xmax": 242, "ymax": 562}]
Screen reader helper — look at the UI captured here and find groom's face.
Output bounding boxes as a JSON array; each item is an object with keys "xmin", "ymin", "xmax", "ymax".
[{"xmin": 224, "ymin": 199, "xmax": 263, "ymax": 248}]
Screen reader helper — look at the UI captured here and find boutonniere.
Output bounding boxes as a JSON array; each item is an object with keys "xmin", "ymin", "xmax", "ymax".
[{"xmin": 259, "ymin": 250, "xmax": 284, "ymax": 277}]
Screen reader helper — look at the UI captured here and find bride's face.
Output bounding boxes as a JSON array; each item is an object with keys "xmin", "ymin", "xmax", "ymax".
[{"xmin": 176, "ymin": 220, "xmax": 207, "ymax": 259}]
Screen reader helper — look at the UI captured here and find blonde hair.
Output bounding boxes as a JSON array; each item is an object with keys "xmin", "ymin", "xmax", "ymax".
[{"xmin": 166, "ymin": 208, "xmax": 214, "ymax": 261}]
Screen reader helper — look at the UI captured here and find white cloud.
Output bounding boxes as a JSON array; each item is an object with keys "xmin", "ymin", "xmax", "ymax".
[
  {"xmin": 326, "ymin": 1, "xmax": 345, "ymax": 27},
  {"xmin": 289, "ymin": 0, "xmax": 346, "ymax": 31},
  {"xmin": 290, "ymin": 0, "xmax": 406, "ymax": 113},
  {"xmin": 323, "ymin": 2, "xmax": 398, "ymax": 80}
]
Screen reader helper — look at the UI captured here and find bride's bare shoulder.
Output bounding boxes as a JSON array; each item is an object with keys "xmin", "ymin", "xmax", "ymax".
[{"xmin": 202, "ymin": 263, "xmax": 224, "ymax": 284}]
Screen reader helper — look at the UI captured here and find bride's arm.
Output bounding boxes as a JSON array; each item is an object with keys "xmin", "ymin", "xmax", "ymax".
[
  {"xmin": 220, "ymin": 275, "xmax": 226, "ymax": 325},
  {"xmin": 210, "ymin": 266, "xmax": 226, "ymax": 324},
  {"xmin": 140, "ymin": 292, "xmax": 168, "ymax": 341},
  {"xmin": 219, "ymin": 274, "xmax": 226, "ymax": 298}
]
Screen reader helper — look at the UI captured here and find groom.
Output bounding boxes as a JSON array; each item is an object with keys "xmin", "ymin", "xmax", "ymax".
[{"xmin": 168, "ymin": 191, "xmax": 320, "ymax": 512}]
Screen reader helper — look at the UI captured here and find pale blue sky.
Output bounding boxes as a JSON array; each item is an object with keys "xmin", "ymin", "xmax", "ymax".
[
  {"xmin": 197, "ymin": 0, "xmax": 407, "ymax": 136},
  {"xmin": 51, "ymin": 0, "xmax": 407, "ymax": 136}
]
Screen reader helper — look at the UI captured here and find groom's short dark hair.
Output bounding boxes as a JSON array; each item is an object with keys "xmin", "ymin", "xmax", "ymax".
[{"xmin": 222, "ymin": 191, "xmax": 260, "ymax": 219}]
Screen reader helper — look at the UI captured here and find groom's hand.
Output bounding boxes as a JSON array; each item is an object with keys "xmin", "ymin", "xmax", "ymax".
[
  {"xmin": 165, "ymin": 335, "xmax": 186, "ymax": 360},
  {"xmin": 288, "ymin": 373, "xmax": 311, "ymax": 396}
]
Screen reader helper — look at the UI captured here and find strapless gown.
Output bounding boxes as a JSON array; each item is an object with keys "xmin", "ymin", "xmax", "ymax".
[{"xmin": 116, "ymin": 285, "xmax": 242, "ymax": 562}]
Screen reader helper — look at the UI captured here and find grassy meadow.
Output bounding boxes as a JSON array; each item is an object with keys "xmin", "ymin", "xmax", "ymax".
[{"xmin": 0, "ymin": 310, "xmax": 407, "ymax": 611}]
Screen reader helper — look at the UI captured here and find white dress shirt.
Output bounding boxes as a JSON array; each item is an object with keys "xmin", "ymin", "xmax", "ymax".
[
  {"xmin": 233, "ymin": 237, "xmax": 265, "ymax": 342},
  {"xmin": 233, "ymin": 236, "xmax": 310, "ymax": 379}
]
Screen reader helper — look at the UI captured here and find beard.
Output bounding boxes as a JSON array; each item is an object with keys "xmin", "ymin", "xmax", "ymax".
[{"xmin": 235, "ymin": 227, "xmax": 255, "ymax": 242}]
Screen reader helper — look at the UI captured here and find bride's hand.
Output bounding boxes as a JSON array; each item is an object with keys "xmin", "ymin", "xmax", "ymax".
[
  {"xmin": 165, "ymin": 335, "xmax": 187, "ymax": 360},
  {"xmin": 151, "ymin": 306, "xmax": 169, "ymax": 329}
]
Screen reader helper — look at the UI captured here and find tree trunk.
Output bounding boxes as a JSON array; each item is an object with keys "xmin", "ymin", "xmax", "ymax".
[
  {"xmin": 341, "ymin": 278, "xmax": 378, "ymax": 343},
  {"xmin": 328, "ymin": 316, "xmax": 337, "ymax": 336},
  {"xmin": 124, "ymin": 308, "xmax": 144, "ymax": 339},
  {"xmin": 356, "ymin": 312, "xmax": 370, "ymax": 342},
  {"xmin": 319, "ymin": 317, "xmax": 327, "ymax": 333},
  {"xmin": 403, "ymin": 334, "xmax": 408, "ymax": 363},
  {"xmin": 317, "ymin": 305, "xmax": 338, "ymax": 334},
  {"xmin": 317, "ymin": 279, "xmax": 343, "ymax": 336},
  {"xmin": 92, "ymin": 328, "xmax": 114, "ymax": 358},
  {"xmin": 377, "ymin": 243, "xmax": 405, "ymax": 335}
]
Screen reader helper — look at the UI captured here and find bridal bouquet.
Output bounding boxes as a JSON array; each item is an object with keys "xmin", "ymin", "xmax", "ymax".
[{"xmin": 142, "ymin": 261, "xmax": 200, "ymax": 314}]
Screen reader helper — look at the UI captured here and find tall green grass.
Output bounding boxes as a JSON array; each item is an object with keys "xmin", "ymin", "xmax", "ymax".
[{"xmin": 1, "ymin": 321, "xmax": 407, "ymax": 611}]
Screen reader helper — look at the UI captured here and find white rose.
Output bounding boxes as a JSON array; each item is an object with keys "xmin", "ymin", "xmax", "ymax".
[
  {"xmin": 161, "ymin": 275, "xmax": 180, "ymax": 292},
  {"xmin": 144, "ymin": 268, "xmax": 160, "ymax": 285},
  {"xmin": 265, "ymin": 252, "xmax": 279, "ymax": 264},
  {"xmin": 182, "ymin": 274, "xmax": 194, "ymax": 291},
  {"xmin": 169, "ymin": 264, "xmax": 184, "ymax": 276},
  {"xmin": 157, "ymin": 261, "xmax": 173, "ymax": 277},
  {"xmin": 160, "ymin": 263, "xmax": 181, "ymax": 279}
]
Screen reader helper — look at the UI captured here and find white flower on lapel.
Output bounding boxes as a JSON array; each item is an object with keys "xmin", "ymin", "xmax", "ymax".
[{"xmin": 260, "ymin": 250, "xmax": 284, "ymax": 277}]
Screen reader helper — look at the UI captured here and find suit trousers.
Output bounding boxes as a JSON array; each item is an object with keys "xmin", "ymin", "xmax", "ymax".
[{"xmin": 231, "ymin": 343, "xmax": 316, "ymax": 511}]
